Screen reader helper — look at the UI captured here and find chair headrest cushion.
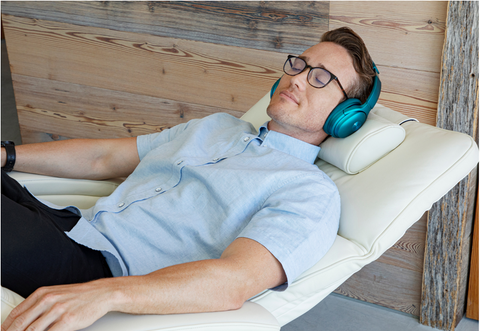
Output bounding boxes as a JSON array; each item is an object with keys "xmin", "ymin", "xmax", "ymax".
[
  {"xmin": 318, "ymin": 112, "xmax": 406, "ymax": 174},
  {"xmin": 240, "ymin": 93, "xmax": 411, "ymax": 175}
]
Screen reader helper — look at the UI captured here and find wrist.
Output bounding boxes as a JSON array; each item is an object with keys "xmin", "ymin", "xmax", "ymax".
[{"xmin": 92, "ymin": 277, "xmax": 131, "ymax": 313}]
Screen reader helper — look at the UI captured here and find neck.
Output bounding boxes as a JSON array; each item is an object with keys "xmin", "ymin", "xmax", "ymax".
[{"xmin": 267, "ymin": 121, "xmax": 328, "ymax": 146}]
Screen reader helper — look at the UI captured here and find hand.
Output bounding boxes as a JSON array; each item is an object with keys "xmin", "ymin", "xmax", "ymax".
[{"xmin": 1, "ymin": 280, "xmax": 115, "ymax": 331}]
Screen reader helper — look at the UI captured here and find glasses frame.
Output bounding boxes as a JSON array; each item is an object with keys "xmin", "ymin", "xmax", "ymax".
[{"xmin": 283, "ymin": 55, "xmax": 349, "ymax": 100}]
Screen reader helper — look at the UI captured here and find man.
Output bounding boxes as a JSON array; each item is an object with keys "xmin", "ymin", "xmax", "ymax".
[{"xmin": 1, "ymin": 27, "xmax": 376, "ymax": 331}]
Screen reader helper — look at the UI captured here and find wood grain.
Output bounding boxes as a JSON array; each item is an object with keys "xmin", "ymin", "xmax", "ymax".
[
  {"xmin": 377, "ymin": 67, "xmax": 439, "ymax": 126},
  {"xmin": 329, "ymin": 1, "xmax": 447, "ymax": 72},
  {"xmin": 2, "ymin": 14, "xmax": 284, "ymax": 113},
  {"xmin": 420, "ymin": 2, "xmax": 479, "ymax": 330},
  {"xmin": 376, "ymin": 213, "xmax": 427, "ymax": 272},
  {"xmin": 335, "ymin": 260, "xmax": 423, "ymax": 316},
  {"xmin": 12, "ymin": 74, "xmax": 244, "ymax": 142},
  {"xmin": 0, "ymin": 1, "xmax": 329, "ymax": 54}
]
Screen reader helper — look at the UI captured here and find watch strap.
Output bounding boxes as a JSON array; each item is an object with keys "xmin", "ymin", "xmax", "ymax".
[{"xmin": 1, "ymin": 141, "xmax": 16, "ymax": 172}]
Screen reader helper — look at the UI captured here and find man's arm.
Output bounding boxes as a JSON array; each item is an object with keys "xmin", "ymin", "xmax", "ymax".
[
  {"xmin": 1, "ymin": 238, "xmax": 286, "ymax": 331},
  {"xmin": 1, "ymin": 138, "xmax": 140, "ymax": 179}
]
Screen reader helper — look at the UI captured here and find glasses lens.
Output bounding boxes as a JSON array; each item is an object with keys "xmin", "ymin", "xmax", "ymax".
[
  {"xmin": 308, "ymin": 68, "xmax": 332, "ymax": 88},
  {"xmin": 284, "ymin": 56, "xmax": 306, "ymax": 76}
]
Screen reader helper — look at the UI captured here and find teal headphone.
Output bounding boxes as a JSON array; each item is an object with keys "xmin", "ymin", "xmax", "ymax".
[{"xmin": 270, "ymin": 63, "xmax": 381, "ymax": 138}]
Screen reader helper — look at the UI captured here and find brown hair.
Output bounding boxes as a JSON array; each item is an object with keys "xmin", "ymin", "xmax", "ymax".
[{"xmin": 321, "ymin": 27, "xmax": 376, "ymax": 103}]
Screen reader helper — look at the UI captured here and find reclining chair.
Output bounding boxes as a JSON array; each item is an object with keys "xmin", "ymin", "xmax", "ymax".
[{"xmin": 2, "ymin": 92, "xmax": 478, "ymax": 330}]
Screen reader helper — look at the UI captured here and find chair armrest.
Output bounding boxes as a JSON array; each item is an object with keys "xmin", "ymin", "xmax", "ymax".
[
  {"xmin": 82, "ymin": 302, "xmax": 280, "ymax": 331},
  {"xmin": 8, "ymin": 171, "xmax": 123, "ymax": 209}
]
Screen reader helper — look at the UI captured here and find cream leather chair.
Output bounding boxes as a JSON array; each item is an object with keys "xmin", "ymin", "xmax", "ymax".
[{"xmin": 2, "ymin": 93, "xmax": 478, "ymax": 330}]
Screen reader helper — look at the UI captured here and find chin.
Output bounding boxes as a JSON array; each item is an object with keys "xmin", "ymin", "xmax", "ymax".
[{"xmin": 267, "ymin": 98, "xmax": 292, "ymax": 118}]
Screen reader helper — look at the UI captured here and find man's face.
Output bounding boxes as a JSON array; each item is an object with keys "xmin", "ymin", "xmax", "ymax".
[{"xmin": 267, "ymin": 42, "xmax": 358, "ymax": 145}]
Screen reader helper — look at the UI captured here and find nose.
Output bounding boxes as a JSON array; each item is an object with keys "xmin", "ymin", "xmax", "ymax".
[{"xmin": 289, "ymin": 69, "xmax": 309, "ymax": 91}]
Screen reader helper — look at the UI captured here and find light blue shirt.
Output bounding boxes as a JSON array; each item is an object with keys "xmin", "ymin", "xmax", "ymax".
[{"xmin": 66, "ymin": 113, "xmax": 340, "ymax": 288}]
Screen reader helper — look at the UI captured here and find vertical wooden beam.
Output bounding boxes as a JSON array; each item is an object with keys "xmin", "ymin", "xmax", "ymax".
[{"xmin": 420, "ymin": 1, "xmax": 479, "ymax": 330}]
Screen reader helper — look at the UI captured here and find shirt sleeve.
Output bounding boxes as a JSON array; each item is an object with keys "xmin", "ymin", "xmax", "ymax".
[
  {"xmin": 136, "ymin": 119, "xmax": 200, "ymax": 160},
  {"xmin": 237, "ymin": 172, "xmax": 341, "ymax": 290}
]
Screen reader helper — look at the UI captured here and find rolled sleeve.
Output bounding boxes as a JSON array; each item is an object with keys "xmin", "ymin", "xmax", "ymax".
[{"xmin": 237, "ymin": 172, "xmax": 340, "ymax": 289}]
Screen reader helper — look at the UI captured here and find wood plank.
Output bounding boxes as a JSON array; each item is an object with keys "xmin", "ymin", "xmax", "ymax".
[
  {"xmin": 335, "ymin": 260, "xmax": 423, "ymax": 316},
  {"xmin": 12, "ymin": 74, "xmax": 244, "ymax": 142},
  {"xmin": 329, "ymin": 1, "xmax": 447, "ymax": 72},
  {"xmin": 2, "ymin": 14, "xmax": 284, "ymax": 113},
  {"xmin": 0, "ymin": 1, "xmax": 329, "ymax": 54},
  {"xmin": 420, "ymin": 1, "xmax": 479, "ymax": 330},
  {"xmin": 376, "ymin": 213, "xmax": 427, "ymax": 272},
  {"xmin": 18, "ymin": 128, "xmax": 70, "ymax": 145},
  {"xmin": 378, "ymin": 67, "xmax": 439, "ymax": 126},
  {"xmin": 466, "ymin": 194, "xmax": 479, "ymax": 320},
  {"xmin": 335, "ymin": 214, "xmax": 427, "ymax": 316}
]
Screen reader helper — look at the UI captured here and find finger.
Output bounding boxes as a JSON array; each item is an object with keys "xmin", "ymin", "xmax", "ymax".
[
  {"xmin": 14, "ymin": 304, "xmax": 66, "ymax": 331},
  {"xmin": 2, "ymin": 288, "xmax": 57, "ymax": 331},
  {"xmin": 1, "ymin": 291, "xmax": 44, "ymax": 330}
]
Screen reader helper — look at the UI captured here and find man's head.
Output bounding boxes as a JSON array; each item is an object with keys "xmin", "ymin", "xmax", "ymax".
[
  {"xmin": 267, "ymin": 27, "xmax": 376, "ymax": 145},
  {"xmin": 320, "ymin": 27, "xmax": 376, "ymax": 104}
]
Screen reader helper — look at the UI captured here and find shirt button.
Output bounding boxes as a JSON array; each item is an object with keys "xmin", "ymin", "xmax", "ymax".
[
  {"xmin": 118, "ymin": 202, "xmax": 125, "ymax": 208},
  {"xmin": 177, "ymin": 160, "xmax": 183, "ymax": 165},
  {"xmin": 244, "ymin": 137, "xmax": 250, "ymax": 142},
  {"xmin": 212, "ymin": 157, "xmax": 220, "ymax": 161},
  {"xmin": 155, "ymin": 187, "xmax": 162, "ymax": 192}
]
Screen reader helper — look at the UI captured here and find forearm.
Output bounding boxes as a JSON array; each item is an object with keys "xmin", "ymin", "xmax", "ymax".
[
  {"xmin": 109, "ymin": 260, "xmax": 251, "ymax": 315},
  {"xmin": 1, "ymin": 138, "xmax": 139, "ymax": 179},
  {"xmin": 109, "ymin": 240, "xmax": 285, "ymax": 315}
]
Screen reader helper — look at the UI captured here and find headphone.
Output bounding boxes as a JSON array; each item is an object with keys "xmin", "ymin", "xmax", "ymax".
[{"xmin": 270, "ymin": 63, "xmax": 381, "ymax": 138}]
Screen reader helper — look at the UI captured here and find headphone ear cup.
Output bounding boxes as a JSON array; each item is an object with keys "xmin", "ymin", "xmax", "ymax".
[
  {"xmin": 324, "ymin": 74, "xmax": 382, "ymax": 138},
  {"xmin": 324, "ymin": 98, "xmax": 367, "ymax": 138}
]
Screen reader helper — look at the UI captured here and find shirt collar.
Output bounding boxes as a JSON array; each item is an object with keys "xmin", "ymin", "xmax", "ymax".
[{"xmin": 257, "ymin": 122, "xmax": 320, "ymax": 164}]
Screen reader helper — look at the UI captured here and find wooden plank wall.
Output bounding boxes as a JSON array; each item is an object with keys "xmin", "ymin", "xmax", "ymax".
[
  {"xmin": 1, "ymin": 1, "xmax": 447, "ymax": 318},
  {"xmin": 1, "ymin": 1, "xmax": 329, "ymax": 142}
]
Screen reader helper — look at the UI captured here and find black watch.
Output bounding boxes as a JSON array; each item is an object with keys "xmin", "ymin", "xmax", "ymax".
[{"xmin": 1, "ymin": 141, "xmax": 16, "ymax": 172}]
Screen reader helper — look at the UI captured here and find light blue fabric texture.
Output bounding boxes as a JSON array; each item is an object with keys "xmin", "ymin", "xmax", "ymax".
[{"xmin": 66, "ymin": 113, "xmax": 341, "ymax": 288}]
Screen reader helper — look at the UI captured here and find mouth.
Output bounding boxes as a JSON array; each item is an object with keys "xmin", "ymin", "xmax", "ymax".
[{"xmin": 279, "ymin": 90, "xmax": 299, "ymax": 105}]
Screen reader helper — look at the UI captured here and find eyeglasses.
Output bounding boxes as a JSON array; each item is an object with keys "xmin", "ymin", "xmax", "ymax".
[{"xmin": 283, "ymin": 55, "xmax": 349, "ymax": 100}]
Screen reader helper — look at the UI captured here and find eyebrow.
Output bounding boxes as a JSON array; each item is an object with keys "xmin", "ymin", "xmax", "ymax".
[{"xmin": 298, "ymin": 55, "xmax": 327, "ymax": 70}]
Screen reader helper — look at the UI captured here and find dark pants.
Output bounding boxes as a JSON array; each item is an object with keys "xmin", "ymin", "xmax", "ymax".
[{"xmin": 1, "ymin": 170, "xmax": 112, "ymax": 298}]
